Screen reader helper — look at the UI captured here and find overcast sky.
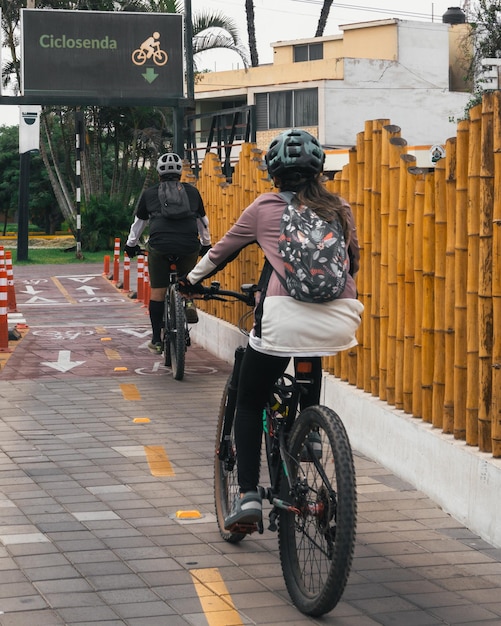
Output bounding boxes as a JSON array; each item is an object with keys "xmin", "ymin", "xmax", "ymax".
[{"xmin": 0, "ymin": 1, "xmax": 464, "ymax": 126}]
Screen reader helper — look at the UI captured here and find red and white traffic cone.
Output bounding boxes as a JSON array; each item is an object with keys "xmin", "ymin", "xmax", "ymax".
[
  {"xmin": 137, "ymin": 254, "xmax": 144, "ymax": 302},
  {"xmin": 0, "ymin": 246, "xmax": 5, "ymax": 268},
  {"xmin": 5, "ymin": 251, "xmax": 17, "ymax": 313},
  {"xmin": 143, "ymin": 257, "xmax": 150, "ymax": 308},
  {"xmin": 0, "ymin": 267, "xmax": 11, "ymax": 353},
  {"xmin": 103, "ymin": 254, "xmax": 110, "ymax": 276},
  {"xmin": 112, "ymin": 238, "xmax": 120, "ymax": 283}
]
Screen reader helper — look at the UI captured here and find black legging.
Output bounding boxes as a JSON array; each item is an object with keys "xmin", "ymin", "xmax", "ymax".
[{"xmin": 235, "ymin": 345, "xmax": 322, "ymax": 493}]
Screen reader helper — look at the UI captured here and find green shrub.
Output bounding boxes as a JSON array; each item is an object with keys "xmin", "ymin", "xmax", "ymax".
[{"xmin": 81, "ymin": 195, "xmax": 132, "ymax": 251}]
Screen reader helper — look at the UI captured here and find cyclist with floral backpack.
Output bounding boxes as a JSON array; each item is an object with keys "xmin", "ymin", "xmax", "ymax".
[{"xmin": 180, "ymin": 129, "xmax": 363, "ymax": 530}]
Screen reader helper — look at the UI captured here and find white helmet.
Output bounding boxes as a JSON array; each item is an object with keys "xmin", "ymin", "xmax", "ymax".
[{"xmin": 156, "ymin": 153, "xmax": 183, "ymax": 176}]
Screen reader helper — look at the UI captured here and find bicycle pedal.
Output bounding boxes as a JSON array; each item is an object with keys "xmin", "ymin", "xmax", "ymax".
[{"xmin": 228, "ymin": 522, "xmax": 258, "ymax": 535}]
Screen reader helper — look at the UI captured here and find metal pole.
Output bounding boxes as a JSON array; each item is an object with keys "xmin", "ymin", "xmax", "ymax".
[
  {"xmin": 17, "ymin": 152, "xmax": 30, "ymax": 262},
  {"xmin": 184, "ymin": 0, "xmax": 194, "ymax": 101},
  {"xmin": 75, "ymin": 110, "xmax": 84, "ymax": 259}
]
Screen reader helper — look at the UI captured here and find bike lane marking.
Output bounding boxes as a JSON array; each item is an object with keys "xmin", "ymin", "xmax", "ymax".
[{"xmin": 190, "ymin": 568, "xmax": 244, "ymax": 626}]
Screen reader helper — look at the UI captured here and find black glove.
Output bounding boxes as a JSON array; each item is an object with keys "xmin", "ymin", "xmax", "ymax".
[
  {"xmin": 178, "ymin": 275, "xmax": 206, "ymax": 295},
  {"xmin": 199, "ymin": 244, "xmax": 212, "ymax": 257},
  {"xmin": 124, "ymin": 244, "xmax": 142, "ymax": 258}
]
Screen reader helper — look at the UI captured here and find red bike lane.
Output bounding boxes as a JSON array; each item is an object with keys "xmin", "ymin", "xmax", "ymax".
[{"xmin": 1, "ymin": 263, "xmax": 229, "ymax": 381}]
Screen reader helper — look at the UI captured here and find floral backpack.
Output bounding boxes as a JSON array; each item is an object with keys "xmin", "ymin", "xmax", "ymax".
[{"xmin": 276, "ymin": 191, "xmax": 349, "ymax": 303}]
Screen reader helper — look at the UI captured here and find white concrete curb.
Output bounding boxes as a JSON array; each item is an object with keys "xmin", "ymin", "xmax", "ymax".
[{"xmin": 190, "ymin": 311, "xmax": 501, "ymax": 548}]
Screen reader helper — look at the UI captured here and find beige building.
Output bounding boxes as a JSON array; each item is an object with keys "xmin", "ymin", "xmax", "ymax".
[{"xmin": 193, "ymin": 18, "xmax": 471, "ymax": 167}]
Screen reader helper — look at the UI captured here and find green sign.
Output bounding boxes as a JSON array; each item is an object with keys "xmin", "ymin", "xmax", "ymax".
[{"xmin": 21, "ymin": 9, "xmax": 184, "ymax": 103}]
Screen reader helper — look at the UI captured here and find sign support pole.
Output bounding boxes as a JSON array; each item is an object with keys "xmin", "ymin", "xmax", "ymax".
[
  {"xmin": 75, "ymin": 110, "xmax": 84, "ymax": 259},
  {"xmin": 17, "ymin": 152, "xmax": 31, "ymax": 262}
]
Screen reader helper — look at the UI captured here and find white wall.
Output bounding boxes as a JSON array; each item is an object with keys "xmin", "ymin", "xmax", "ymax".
[{"xmin": 323, "ymin": 21, "xmax": 470, "ymax": 147}]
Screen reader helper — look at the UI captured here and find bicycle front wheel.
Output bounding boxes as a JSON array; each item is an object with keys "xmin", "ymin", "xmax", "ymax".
[
  {"xmin": 278, "ymin": 406, "xmax": 357, "ymax": 616},
  {"xmin": 214, "ymin": 378, "xmax": 246, "ymax": 543},
  {"xmin": 168, "ymin": 288, "xmax": 186, "ymax": 380}
]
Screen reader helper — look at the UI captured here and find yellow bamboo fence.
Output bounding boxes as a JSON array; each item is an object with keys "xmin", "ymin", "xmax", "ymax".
[{"xmin": 191, "ymin": 92, "xmax": 501, "ymax": 459}]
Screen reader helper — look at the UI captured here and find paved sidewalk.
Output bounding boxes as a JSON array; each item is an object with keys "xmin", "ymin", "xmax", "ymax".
[{"xmin": 0, "ymin": 264, "xmax": 499, "ymax": 625}]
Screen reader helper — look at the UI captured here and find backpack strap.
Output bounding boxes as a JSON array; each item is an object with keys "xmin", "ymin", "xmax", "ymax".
[
  {"xmin": 277, "ymin": 190, "xmax": 295, "ymax": 204},
  {"xmin": 254, "ymin": 258, "xmax": 275, "ymax": 339}
]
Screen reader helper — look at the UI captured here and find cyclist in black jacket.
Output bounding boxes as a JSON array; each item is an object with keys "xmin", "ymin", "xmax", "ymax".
[{"xmin": 125, "ymin": 153, "xmax": 211, "ymax": 354}]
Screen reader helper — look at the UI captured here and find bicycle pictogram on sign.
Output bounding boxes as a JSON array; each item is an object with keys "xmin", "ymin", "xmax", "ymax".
[{"xmin": 132, "ymin": 31, "xmax": 168, "ymax": 66}]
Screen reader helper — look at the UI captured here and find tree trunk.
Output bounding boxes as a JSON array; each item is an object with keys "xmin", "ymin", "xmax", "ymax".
[
  {"xmin": 245, "ymin": 0, "xmax": 259, "ymax": 67},
  {"xmin": 316, "ymin": 0, "xmax": 334, "ymax": 37}
]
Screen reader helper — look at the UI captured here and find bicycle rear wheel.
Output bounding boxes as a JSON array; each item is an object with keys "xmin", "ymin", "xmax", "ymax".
[
  {"xmin": 168, "ymin": 288, "xmax": 186, "ymax": 380},
  {"xmin": 213, "ymin": 378, "xmax": 246, "ymax": 543},
  {"xmin": 278, "ymin": 406, "xmax": 357, "ymax": 616},
  {"xmin": 163, "ymin": 296, "xmax": 171, "ymax": 367}
]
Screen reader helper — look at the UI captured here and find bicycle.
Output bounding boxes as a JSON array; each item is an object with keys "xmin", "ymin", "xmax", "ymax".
[
  {"xmin": 131, "ymin": 47, "xmax": 168, "ymax": 66},
  {"xmin": 162, "ymin": 255, "xmax": 194, "ymax": 381},
  {"xmin": 203, "ymin": 281, "xmax": 357, "ymax": 617}
]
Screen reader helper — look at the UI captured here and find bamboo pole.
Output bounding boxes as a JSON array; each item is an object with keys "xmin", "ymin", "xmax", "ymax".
[
  {"xmin": 355, "ymin": 131, "xmax": 366, "ymax": 391},
  {"xmin": 370, "ymin": 119, "xmax": 389, "ymax": 396},
  {"xmin": 363, "ymin": 121, "xmax": 374, "ymax": 393},
  {"xmin": 379, "ymin": 125, "xmax": 401, "ymax": 402},
  {"xmin": 385, "ymin": 133, "xmax": 406, "ymax": 406},
  {"xmin": 395, "ymin": 153, "xmax": 416, "ymax": 409},
  {"xmin": 492, "ymin": 91, "xmax": 501, "ymax": 458},
  {"xmin": 443, "ymin": 137, "xmax": 457, "ymax": 434},
  {"xmin": 347, "ymin": 146, "xmax": 360, "ymax": 386},
  {"xmin": 466, "ymin": 103, "xmax": 482, "ymax": 447},
  {"xmin": 421, "ymin": 171, "xmax": 435, "ymax": 423},
  {"xmin": 478, "ymin": 93, "xmax": 495, "ymax": 451},
  {"xmin": 454, "ymin": 120, "xmax": 470, "ymax": 441},
  {"xmin": 403, "ymin": 167, "xmax": 418, "ymax": 413},
  {"xmin": 432, "ymin": 150, "xmax": 447, "ymax": 429},
  {"xmin": 412, "ymin": 168, "xmax": 426, "ymax": 420}
]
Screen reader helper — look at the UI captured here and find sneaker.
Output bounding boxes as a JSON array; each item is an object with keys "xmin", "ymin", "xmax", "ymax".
[
  {"xmin": 184, "ymin": 299, "xmax": 199, "ymax": 324},
  {"xmin": 300, "ymin": 431, "xmax": 322, "ymax": 462},
  {"xmin": 148, "ymin": 341, "xmax": 163, "ymax": 355},
  {"xmin": 224, "ymin": 490, "xmax": 262, "ymax": 529}
]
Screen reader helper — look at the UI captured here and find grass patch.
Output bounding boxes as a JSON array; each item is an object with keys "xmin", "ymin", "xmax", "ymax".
[{"xmin": 12, "ymin": 249, "xmax": 110, "ymax": 265}]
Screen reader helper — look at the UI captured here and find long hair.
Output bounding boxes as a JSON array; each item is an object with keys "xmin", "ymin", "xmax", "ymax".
[{"xmin": 276, "ymin": 172, "xmax": 351, "ymax": 242}]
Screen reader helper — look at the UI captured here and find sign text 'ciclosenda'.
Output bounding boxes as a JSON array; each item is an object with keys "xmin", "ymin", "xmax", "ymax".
[{"xmin": 39, "ymin": 34, "xmax": 118, "ymax": 50}]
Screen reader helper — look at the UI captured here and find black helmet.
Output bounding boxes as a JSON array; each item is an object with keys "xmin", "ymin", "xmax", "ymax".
[
  {"xmin": 265, "ymin": 129, "xmax": 325, "ymax": 178},
  {"xmin": 156, "ymin": 153, "xmax": 183, "ymax": 176}
]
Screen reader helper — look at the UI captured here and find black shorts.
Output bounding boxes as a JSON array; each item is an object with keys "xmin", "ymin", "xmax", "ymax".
[{"xmin": 146, "ymin": 245, "xmax": 199, "ymax": 289}]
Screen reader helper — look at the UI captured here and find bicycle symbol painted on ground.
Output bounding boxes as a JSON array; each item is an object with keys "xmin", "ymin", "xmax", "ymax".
[{"xmin": 132, "ymin": 31, "xmax": 168, "ymax": 66}]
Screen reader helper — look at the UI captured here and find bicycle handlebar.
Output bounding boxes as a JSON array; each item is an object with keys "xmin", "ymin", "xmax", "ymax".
[{"xmin": 199, "ymin": 281, "xmax": 257, "ymax": 307}]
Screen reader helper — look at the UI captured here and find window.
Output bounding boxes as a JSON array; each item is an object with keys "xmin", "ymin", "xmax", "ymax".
[
  {"xmin": 255, "ymin": 89, "xmax": 318, "ymax": 130},
  {"xmin": 293, "ymin": 43, "xmax": 323, "ymax": 63}
]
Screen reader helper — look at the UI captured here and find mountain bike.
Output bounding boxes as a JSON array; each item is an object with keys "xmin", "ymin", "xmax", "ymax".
[{"xmin": 203, "ymin": 281, "xmax": 357, "ymax": 617}]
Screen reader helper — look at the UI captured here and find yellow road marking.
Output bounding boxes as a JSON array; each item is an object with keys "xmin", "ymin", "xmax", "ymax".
[
  {"xmin": 51, "ymin": 276, "xmax": 77, "ymax": 304},
  {"xmin": 104, "ymin": 348, "xmax": 121, "ymax": 360},
  {"xmin": 144, "ymin": 445, "xmax": 175, "ymax": 477},
  {"xmin": 133, "ymin": 417, "xmax": 151, "ymax": 424},
  {"xmin": 95, "ymin": 326, "xmax": 107, "ymax": 334},
  {"xmin": 190, "ymin": 568, "xmax": 243, "ymax": 626},
  {"xmin": 120, "ymin": 383, "xmax": 141, "ymax": 400}
]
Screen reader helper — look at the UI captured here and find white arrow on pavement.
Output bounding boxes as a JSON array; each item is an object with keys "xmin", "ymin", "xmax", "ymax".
[
  {"xmin": 120, "ymin": 329, "xmax": 151, "ymax": 338},
  {"xmin": 76, "ymin": 285, "xmax": 100, "ymax": 295},
  {"xmin": 65, "ymin": 276, "xmax": 98, "ymax": 283},
  {"xmin": 20, "ymin": 285, "xmax": 44, "ymax": 295},
  {"xmin": 41, "ymin": 351, "xmax": 85, "ymax": 373}
]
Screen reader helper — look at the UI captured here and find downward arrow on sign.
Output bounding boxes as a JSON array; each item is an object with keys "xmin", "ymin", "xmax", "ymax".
[{"xmin": 41, "ymin": 351, "xmax": 85, "ymax": 373}]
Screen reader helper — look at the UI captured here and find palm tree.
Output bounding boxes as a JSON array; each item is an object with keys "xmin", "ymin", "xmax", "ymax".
[
  {"xmin": 246, "ymin": 0, "xmax": 259, "ymax": 67},
  {"xmin": 130, "ymin": 0, "xmax": 250, "ymax": 69},
  {"xmin": 315, "ymin": 0, "xmax": 334, "ymax": 37}
]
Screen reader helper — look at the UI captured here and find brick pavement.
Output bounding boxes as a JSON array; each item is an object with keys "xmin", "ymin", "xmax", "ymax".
[{"xmin": 0, "ymin": 263, "xmax": 499, "ymax": 625}]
